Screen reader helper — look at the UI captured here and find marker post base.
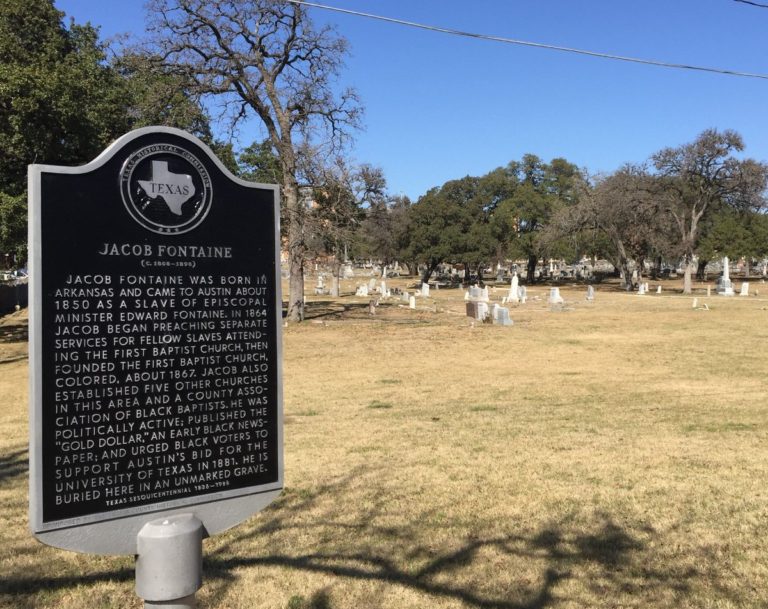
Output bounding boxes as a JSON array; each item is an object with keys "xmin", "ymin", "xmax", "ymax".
[{"xmin": 136, "ymin": 514, "xmax": 203, "ymax": 609}]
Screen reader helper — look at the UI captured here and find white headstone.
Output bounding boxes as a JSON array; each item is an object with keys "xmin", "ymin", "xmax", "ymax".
[
  {"xmin": 638, "ymin": 283, "xmax": 646, "ymax": 295},
  {"xmin": 476, "ymin": 301, "xmax": 489, "ymax": 321},
  {"xmin": 509, "ymin": 275, "xmax": 519, "ymax": 303},
  {"xmin": 586, "ymin": 285, "xmax": 595, "ymax": 301},
  {"xmin": 495, "ymin": 307, "xmax": 513, "ymax": 326},
  {"xmin": 707, "ymin": 286, "xmax": 711, "ymax": 297},
  {"xmin": 740, "ymin": 282, "xmax": 749, "ymax": 296},
  {"xmin": 421, "ymin": 283, "xmax": 430, "ymax": 297},
  {"xmin": 368, "ymin": 278, "xmax": 377, "ymax": 291},
  {"xmin": 356, "ymin": 284, "xmax": 369, "ymax": 297},
  {"xmin": 692, "ymin": 297, "xmax": 698, "ymax": 309},
  {"xmin": 548, "ymin": 287, "xmax": 564, "ymax": 305},
  {"xmin": 380, "ymin": 280, "xmax": 387, "ymax": 295},
  {"xmin": 480, "ymin": 286, "xmax": 489, "ymax": 302},
  {"xmin": 409, "ymin": 295, "xmax": 416, "ymax": 309},
  {"xmin": 656, "ymin": 285, "xmax": 662, "ymax": 294}
]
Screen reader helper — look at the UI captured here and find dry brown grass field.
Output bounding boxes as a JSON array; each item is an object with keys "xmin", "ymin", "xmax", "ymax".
[{"xmin": 2, "ymin": 276, "xmax": 768, "ymax": 609}]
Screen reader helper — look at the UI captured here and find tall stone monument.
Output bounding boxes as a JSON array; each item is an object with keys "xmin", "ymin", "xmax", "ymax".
[{"xmin": 717, "ymin": 256, "xmax": 735, "ymax": 296}]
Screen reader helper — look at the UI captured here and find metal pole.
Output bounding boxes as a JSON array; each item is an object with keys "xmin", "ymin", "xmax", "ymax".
[{"xmin": 136, "ymin": 514, "xmax": 203, "ymax": 609}]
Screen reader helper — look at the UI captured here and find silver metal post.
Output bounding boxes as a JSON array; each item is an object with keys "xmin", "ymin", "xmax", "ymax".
[{"xmin": 136, "ymin": 514, "xmax": 203, "ymax": 609}]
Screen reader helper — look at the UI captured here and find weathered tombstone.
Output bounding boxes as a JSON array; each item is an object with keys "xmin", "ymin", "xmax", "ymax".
[
  {"xmin": 343, "ymin": 263, "xmax": 354, "ymax": 279},
  {"xmin": 380, "ymin": 279, "xmax": 387, "ymax": 295},
  {"xmin": 496, "ymin": 267, "xmax": 504, "ymax": 283},
  {"xmin": 476, "ymin": 301, "xmax": 489, "ymax": 321},
  {"xmin": 656, "ymin": 285, "xmax": 662, "ymax": 294},
  {"xmin": 401, "ymin": 291, "xmax": 410, "ymax": 303},
  {"xmin": 518, "ymin": 285, "xmax": 527, "ymax": 304},
  {"xmin": 330, "ymin": 276, "xmax": 340, "ymax": 297},
  {"xmin": 740, "ymin": 282, "xmax": 749, "ymax": 296},
  {"xmin": 508, "ymin": 274, "xmax": 519, "ymax": 303},
  {"xmin": 314, "ymin": 274, "xmax": 324, "ymax": 295},
  {"xmin": 717, "ymin": 256, "xmax": 735, "ymax": 296},
  {"xmin": 548, "ymin": 287, "xmax": 564, "ymax": 305},
  {"xmin": 356, "ymin": 284, "xmax": 369, "ymax": 297},
  {"xmin": 480, "ymin": 286, "xmax": 489, "ymax": 302},
  {"xmin": 494, "ymin": 307, "xmax": 513, "ymax": 327},
  {"xmin": 692, "ymin": 297, "xmax": 699, "ymax": 309},
  {"xmin": 707, "ymin": 286, "xmax": 712, "ymax": 297},
  {"xmin": 368, "ymin": 278, "xmax": 377, "ymax": 291},
  {"xmin": 637, "ymin": 283, "xmax": 646, "ymax": 295},
  {"xmin": 28, "ymin": 127, "xmax": 283, "ymax": 605},
  {"xmin": 586, "ymin": 285, "xmax": 595, "ymax": 301},
  {"xmin": 466, "ymin": 301, "xmax": 478, "ymax": 319},
  {"xmin": 421, "ymin": 283, "xmax": 430, "ymax": 297},
  {"xmin": 409, "ymin": 295, "xmax": 416, "ymax": 309}
]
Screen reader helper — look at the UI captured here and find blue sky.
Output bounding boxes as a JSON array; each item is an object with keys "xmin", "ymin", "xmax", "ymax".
[{"xmin": 56, "ymin": 0, "xmax": 768, "ymax": 199}]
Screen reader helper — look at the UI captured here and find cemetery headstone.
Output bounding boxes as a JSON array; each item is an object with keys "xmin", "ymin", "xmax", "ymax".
[
  {"xmin": 656, "ymin": 285, "xmax": 662, "ymax": 294},
  {"xmin": 548, "ymin": 287, "xmax": 564, "ymax": 305},
  {"xmin": 409, "ymin": 295, "xmax": 416, "ymax": 309},
  {"xmin": 476, "ymin": 301, "xmax": 489, "ymax": 321},
  {"xmin": 28, "ymin": 127, "xmax": 284, "ymax": 580},
  {"xmin": 509, "ymin": 275, "xmax": 519, "ymax": 303},
  {"xmin": 466, "ymin": 301, "xmax": 478, "ymax": 319},
  {"xmin": 518, "ymin": 285, "xmax": 527, "ymax": 304},
  {"xmin": 494, "ymin": 307, "xmax": 513, "ymax": 327},
  {"xmin": 421, "ymin": 283, "xmax": 430, "ymax": 298},
  {"xmin": 740, "ymin": 282, "xmax": 749, "ymax": 296},
  {"xmin": 586, "ymin": 285, "xmax": 595, "ymax": 301},
  {"xmin": 717, "ymin": 256, "xmax": 735, "ymax": 296}
]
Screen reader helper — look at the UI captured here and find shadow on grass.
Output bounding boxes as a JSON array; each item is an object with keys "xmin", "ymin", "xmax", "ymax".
[
  {"xmin": 2, "ymin": 470, "xmax": 700, "ymax": 608},
  {"xmin": 0, "ymin": 318, "xmax": 28, "ymax": 345},
  {"xmin": 0, "ymin": 446, "xmax": 27, "ymax": 485},
  {"xmin": 200, "ymin": 471, "xmax": 698, "ymax": 609}
]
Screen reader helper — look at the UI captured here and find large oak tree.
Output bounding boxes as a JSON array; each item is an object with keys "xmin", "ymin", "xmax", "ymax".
[{"xmin": 144, "ymin": 0, "xmax": 362, "ymax": 320}]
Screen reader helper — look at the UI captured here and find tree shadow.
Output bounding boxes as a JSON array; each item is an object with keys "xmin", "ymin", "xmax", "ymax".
[
  {"xmin": 200, "ymin": 469, "xmax": 700, "ymax": 608},
  {"xmin": 0, "ymin": 446, "xmax": 27, "ymax": 485},
  {"xmin": 2, "ymin": 468, "xmax": 703, "ymax": 608},
  {"xmin": 0, "ymin": 319, "xmax": 28, "ymax": 345}
]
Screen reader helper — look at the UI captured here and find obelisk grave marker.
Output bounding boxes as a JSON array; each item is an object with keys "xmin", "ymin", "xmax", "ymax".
[{"xmin": 28, "ymin": 127, "xmax": 283, "ymax": 557}]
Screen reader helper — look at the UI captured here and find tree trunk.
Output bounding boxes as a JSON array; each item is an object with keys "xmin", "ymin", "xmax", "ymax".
[
  {"xmin": 331, "ymin": 255, "xmax": 341, "ymax": 297},
  {"xmin": 476, "ymin": 263, "xmax": 485, "ymax": 287},
  {"xmin": 619, "ymin": 258, "xmax": 633, "ymax": 290},
  {"xmin": 421, "ymin": 260, "xmax": 439, "ymax": 284},
  {"xmin": 696, "ymin": 258, "xmax": 708, "ymax": 281},
  {"xmin": 651, "ymin": 256, "xmax": 662, "ymax": 280},
  {"xmin": 682, "ymin": 255, "xmax": 694, "ymax": 294},
  {"xmin": 526, "ymin": 255, "xmax": 537, "ymax": 283},
  {"xmin": 284, "ymin": 180, "xmax": 305, "ymax": 321}
]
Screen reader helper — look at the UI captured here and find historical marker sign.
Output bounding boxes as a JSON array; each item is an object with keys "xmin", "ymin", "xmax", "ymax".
[{"xmin": 29, "ymin": 127, "xmax": 283, "ymax": 555}]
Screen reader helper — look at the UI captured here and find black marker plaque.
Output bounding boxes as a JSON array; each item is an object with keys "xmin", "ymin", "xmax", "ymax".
[{"xmin": 29, "ymin": 127, "xmax": 283, "ymax": 554}]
